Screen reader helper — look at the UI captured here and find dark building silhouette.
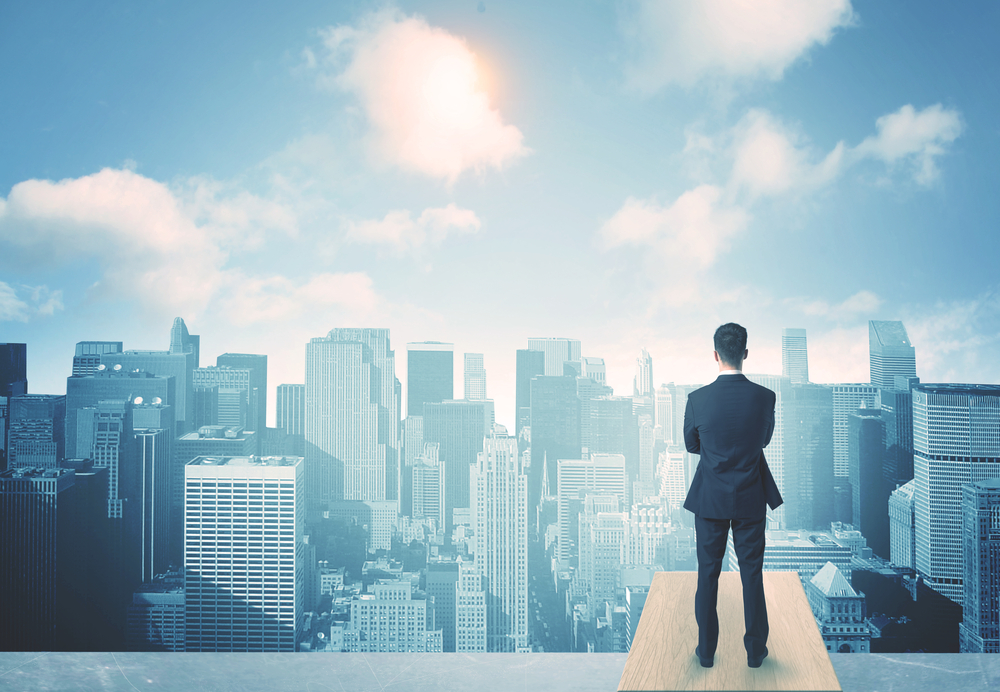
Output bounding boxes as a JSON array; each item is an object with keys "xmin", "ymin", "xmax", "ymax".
[
  {"xmin": 216, "ymin": 353, "xmax": 268, "ymax": 434},
  {"xmin": 515, "ymin": 349, "xmax": 545, "ymax": 436},
  {"xmin": 407, "ymin": 342, "xmax": 453, "ymax": 418},
  {"xmin": 0, "ymin": 466, "xmax": 108, "ymax": 650},
  {"xmin": 1, "ymin": 343, "xmax": 27, "ymax": 397},
  {"xmin": 7, "ymin": 394, "xmax": 65, "ymax": 469},
  {"xmin": 427, "ymin": 560, "xmax": 460, "ymax": 651},
  {"xmin": 849, "ymin": 404, "xmax": 889, "ymax": 558},
  {"xmin": 784, "ymin": 383, "xmax": 834, "ymax": 531},
  {"xmin": 529, "ymin": 376, "xmax": 581, "ymax": 513},
  {"xmin": 423, "ymin": 400, "xmax": 488, "ymax": 528}
]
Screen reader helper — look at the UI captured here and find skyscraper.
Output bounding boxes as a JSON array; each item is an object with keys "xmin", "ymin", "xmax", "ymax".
[
  {"xmin": 101, "ymin": 319, "xmax": 196, "ymax": 434},
  {"xmin": 72, "ymin": 341, "xmax": 122, "ymax": 376},
  {"xmin": 959, "ymin": 477, "xmax": 1000, "ymax": 653},
  {"xmin": 633, "ymin": 348, "xmax": 653, "ymax": 397},
  {"xmin": 888, "ymin": 480, "xmax": 916, "ymax": 569},
  {"xmin": 747, "ymin": 374, "xmax": 791, "ymax": 529},
  {"xmin": 134, "ymin": 428, "xmax": 172, "ymax": 582},
  {"xmin": 869, "ymin": 321, "xmax": 917, "ymax": 390},
  {"xmin": 0, "ymin": 466, "xmax": 107, "ymax": 650},
  {"xmin": 556, "ymin": 454, "xmax": 627, "ymax": 565},
  {"xmin": 7, "ymin": 394, "xmax": 65, "ymax": 469},
  {"xmin": 527, "ymin": 337, "xmax": 582, "ymax": 377},
  {"xmin": 471, "ymin": 433, "xmax": 529, "ymax": 652},
  {"xmin": 456, "ymin": 560, "xmax": 487, "ymax": 652},
  {"xmin": 848, "ymin": 404, "xmax": 888, "ymax": 557},
  {"xmin": 463, "ymin": 353, "xmax": 487, "ymax": 400},
  {"xmin": 878, "ymin": 375, "xmax": 920, "ymax": 495},
  {"xmin": 216, "ymin": 353, "xmax": 267, "ymax": 434},
  {"xmin": 582, "ymin": 357, "xmax": 606, "ymax": 385},
  {"xmin": 0, "ymin": 343, "xmax": 27, "ymax": 396},
  {"xmin": 515, "ymin": 349, "xmax": 545, "ymax": 436},
  {"xmin": 832, "ymin": 384, "xmax": 878, "ymax": 478},
  {"xmin": 192, "ymin": 365, "xmax": 251, "ymax": 429},
  {"xmin": 306, "ymin": 329, "xmax": 400, "ymax": 505},
  {"xmin": 785, "ymin": 384, "xmax": 834, "ymax": 531},
  {"xmin": 66, "ymin": 367, "xmax": 173, "ymax": 459},
  {"xmin": 276, "ymin": 383, "xmax": 305, "ymax": 436},
  {"xmin": 589, "ymin": 397, "xmax": 639, "ymax": 487},
  {"xmin": 427, "ymin": 560, "xmax": 460, "ymax": 652},
  {"xmin": 406, "ymin": 342, "xmax": 453, "ymax": 418},
  {"xmin": 781, "ymin": 328, "xmax": 809, "ymax": 384},
  {"xmin": 184, "ymin": 455, "xmax": 304, "ymax": 652},
  {"xmin": 913, "ymin": 383, "xmax": 1000, "ymax": 604},
  {"xmin": 530, "ymin": 375, "xmax": 581, "ymax": 511},
  {"xmin": 423, "ymin": 399, "xmax": 487, "ymax": 526}
]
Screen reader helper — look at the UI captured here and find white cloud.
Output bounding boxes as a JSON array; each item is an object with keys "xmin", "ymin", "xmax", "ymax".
[
  {"xmin": 852, "ymin": 104, "xmax": 963, "ymax": 185},
  {"xmin": 622, "ymin": 0, "xmax": 855, "ymax": 91},
  {"xmin": 728, "ymin": 109, "xmax": 844, "ymax": 198},
  {"xmin": 600, "ymin": 185, "xmax": 748, "ymax": 268},
  {"xmin": 319, "ymin": 10, "xmax": 529, "ymax": 183},
  {"xmin": 904, "ymin": 291, "xmax": 1000, "ymax": 384},
  {"xmin": 0, "ymin": 282, "xmax": 63, "ymax": 322},
  {"xmin": 0, "ymin": 168, "xmax": 389, "ymax": 325},
  {"xmin": 783, "ymin": 290, "xmax": 883, "ymax": 321},
  {"xmin": 346, "ymin": 203, "xmax": 481, "ymax": 251}
]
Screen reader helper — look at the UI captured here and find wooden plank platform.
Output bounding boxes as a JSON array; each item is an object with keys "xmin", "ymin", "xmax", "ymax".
[{"xmin": 618, "ymin": 572, "xmax": 842, "ymax": 692}]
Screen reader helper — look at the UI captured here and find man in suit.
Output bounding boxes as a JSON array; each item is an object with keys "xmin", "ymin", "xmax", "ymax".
[{"xmin": 683, "ymin": 322, "xmax": 783, "ymax": 669}]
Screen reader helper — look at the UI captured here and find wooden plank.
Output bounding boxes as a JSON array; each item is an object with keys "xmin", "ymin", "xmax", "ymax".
[{"xmin": 618, "ymin": 572, "xmax": 842, "ymax": 692}]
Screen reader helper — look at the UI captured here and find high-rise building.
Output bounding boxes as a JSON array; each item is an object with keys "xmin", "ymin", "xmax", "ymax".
[
  {"xmin": 781, "ymin": 328, "xmax": 809, "ymax": 384},
  {"xmin": 515, "ymin": 349, "xmax": 545, "ymax": 435},
  {"xmin": 728, "ymin": 529, "xmax": 853, "ymax": 582},
  {"xmin": 869, "ymin": 321, "xmax": 917, "ymax": 390},
  {"xmin": 412, "ymin": 442, "xmax": 445, "ymax": 528},
  {"xmin": 192, "ymin": 365, "xmax": 253, "ymax": 430},
  {"xmin": 400, "ymin": 415, "xmax": 424, "ymax": 518},
  {"xmin": 747, "ymin": 374, "xmax": 791, "ymax": 529},
  {"xmin": 784, "ymin": 384, "xmax": 834, "ymax": 531},
  {"xmin": 590, "ymin": 397, "xmax": 639, "ymax": 487},
  {"xmin": 72, "ymin": 341, "xmax": 123, "ymax": 376},
  {"xmin": 556, "ymin": 454, "xmax": 627, "ymax": 565},
  {"xmin": 464, "ymin": 353, "xmax": 487, "ymax": 400},
  {"xmin": 848, "ymin": 404, "xmax": 888, "ymax": 558},
  {"xmin": 456, "ymin": 560, "xmax": 487, "ymax": 653},
  {"xmin": 578, "ymin": 376, "xmax": 614, "ymax": 459},
  {"xmin": 134, "ymin": 428, "xmax": 172, "ymax": 582},
  {"xmin": 407, "ymin": 342, "xmax": 453, "ymax": 418},
  {"xmin": 578, "ymin": 494, "xmax": 626, "ymax": 615},
  {"xmin": 125, "ymin": 568, "xmax": 185, "ymax": 652},
  {"xmin": 633, "ymin": 348, "xmax": 653, "ymax": 397},
  {"xmin": 343, "ymin": 581, "xmax": 443, "ymax": 652},
  {"xmin": 959, "ymin": 478, "xmax": 1000, "ymax": 653},
  {"xmin": 427, "ymin": 560, "xmax": 460, "ymax": 652},
  {"xmin": 173, "ymin": 426, "xmax": 257, "ymax": 564},
  {"xmin": 832, "ymin": 384, "xmax": 878, "ymax": 478},
  {"xmin": 423, "ymin": 399, "xmax": 487, "ymax": 527},
  {"xmin": 471, "ymin": 433, "xmax": 529, "ymax": 652},
  {"xmin": 184, "ymin": 455, "xmax": 305, "ymax": 652},
  {"xmin": 657, "ymin": 446, "xmax": 687, "ymax": 511},
  {"xmin": 913, "ymin": 383, "xmax": 1000, "ymax": 604},
  {"xmin": 582, "ymin": 357, "xmax": 606, "ymax": 385},
  {"xmin": 888, "ymin": 480, "xmax": 916, "ymax": 569},
  {"xmin": 7, "ymin": 394, "xmax": 65, "ymax": 469},
  {"xmin": 0, "ymin": 466, "xmax": 107, "ymax": 650},
  {"xmin": 527, "ymin": 338, "xmax": 582, "ymax": 377},
  {"xmin": 0, "ymin": 343, "xmax": 27, "ymax": 396},
  {"xmin": 654, "ymin": 384, "xmax": 672, "ymax": 442},
  {"xmin": 66, "ymin": 368, "xmax": 173, "ymax": 459},
  {"xmin": 276, "ymin": 384, "xmax": 305, "ymax": 436},
  {"xmin": 101, "ymin": 319, "xmax": 196, "ymax": 434},
  {"xmin": 306, "ymin": 329, "xmax": 400, "ymax": 505},
  {"xmin": 216, "ymin": 354, "xmax": 267, "ymax": 434},
  {"xmin": 530, "ymin": 376, "xmax": 581, "ymax": 511},
  {"xmin": 878, "ymin": 375, "xmax": 920, "ymax": 493}
]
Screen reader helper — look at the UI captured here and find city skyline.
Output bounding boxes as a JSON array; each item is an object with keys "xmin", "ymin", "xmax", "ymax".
[{"xmin": 2, "ymin": 1, "xmax": 999, "ymax": 434}]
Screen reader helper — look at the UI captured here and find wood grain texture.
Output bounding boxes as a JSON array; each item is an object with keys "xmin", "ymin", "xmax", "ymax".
[{"xmin": 618, "ymin": 572, "xmax": 842, "ymax": 692}]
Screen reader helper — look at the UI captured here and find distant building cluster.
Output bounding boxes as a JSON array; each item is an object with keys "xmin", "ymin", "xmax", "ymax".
[{"xmin": 1, "ymin": 316, "xmax": 998, "ymax": 654}]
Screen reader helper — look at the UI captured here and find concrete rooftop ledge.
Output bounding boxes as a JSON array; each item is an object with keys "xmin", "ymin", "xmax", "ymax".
[{"xmin": 1, "ymin": 652, "xmax": 997, "ymax": 692}]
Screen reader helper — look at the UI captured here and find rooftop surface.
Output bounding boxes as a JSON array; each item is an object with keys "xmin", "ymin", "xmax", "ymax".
[{"xmin": 0, "ymin": 652, "xmax": 996, "ymax": 692}]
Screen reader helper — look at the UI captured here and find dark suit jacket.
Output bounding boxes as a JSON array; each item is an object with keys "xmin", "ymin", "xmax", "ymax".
[{"xmin": 682, "ymin": 373, "xmax": 783, "ymax": 520}]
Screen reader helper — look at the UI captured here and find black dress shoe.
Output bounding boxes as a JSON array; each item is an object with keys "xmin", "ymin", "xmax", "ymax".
[
  {"xmin": 695, "ymin": 646, "xmax": 713, "ymax": 668},
  {"xmin": 748, "ymin": 647, "xmax": 768, "ymax": 668}
]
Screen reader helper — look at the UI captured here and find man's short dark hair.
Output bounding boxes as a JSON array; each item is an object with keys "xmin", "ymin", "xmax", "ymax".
[{"xmin": 714, "ymin": 323, "xmax": 747, "ymax": 366}]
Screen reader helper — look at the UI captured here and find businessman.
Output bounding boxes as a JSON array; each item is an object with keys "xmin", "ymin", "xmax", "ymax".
[{"xmin": 683, "ymin": 323, "xmax": 783, "ymax": 669}]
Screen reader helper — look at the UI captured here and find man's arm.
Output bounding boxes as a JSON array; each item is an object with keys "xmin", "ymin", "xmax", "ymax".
[
  {"xmin": 683, "ymin": 397, "xmax": 700, "ymax": 454},
  {"xmin": 762, "ymin": 391, "xmax": 776, "ymax": 448}
]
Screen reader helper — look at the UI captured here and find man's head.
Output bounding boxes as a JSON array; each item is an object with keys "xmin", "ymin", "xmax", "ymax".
[{"xmin": 714, "ymin": 322, "xmax": 748, "ymax": 370}]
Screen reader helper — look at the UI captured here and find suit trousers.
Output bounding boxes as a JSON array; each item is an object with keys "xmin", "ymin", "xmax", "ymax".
[{"xmin": 694, "ymin": 514, "xmax": 768, "ymax": 661}]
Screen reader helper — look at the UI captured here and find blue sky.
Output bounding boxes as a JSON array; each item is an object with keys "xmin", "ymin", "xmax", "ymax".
[{"xmin": 2, "ymin": 1, "xmax": 998, "ymax": 427}]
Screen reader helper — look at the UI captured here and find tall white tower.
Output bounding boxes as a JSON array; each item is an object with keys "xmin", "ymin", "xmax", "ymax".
[{"xmin": 471, "ymin": 433, "xmax": 529, "ymax": 652}]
